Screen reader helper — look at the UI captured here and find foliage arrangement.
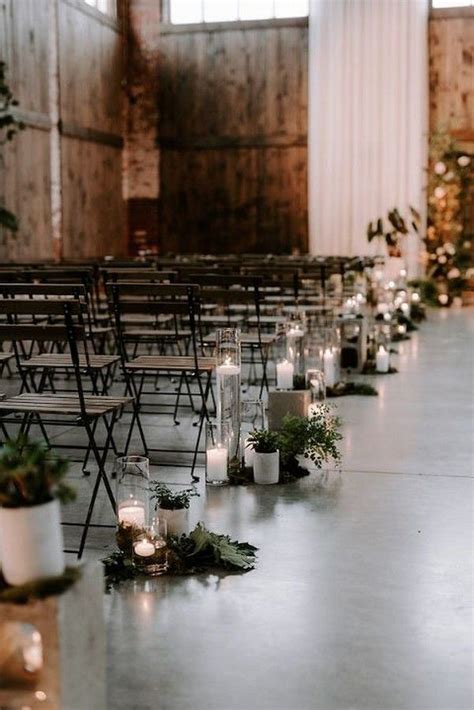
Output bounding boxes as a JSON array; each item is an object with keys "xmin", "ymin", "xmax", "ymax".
[
  {"xmin": 0, "ymin": 61, "xmax": 24, "ymax": 232},
  {"xmin": 246, "ymin": 429, "xmax": 279, "ymax": 454},
  {"xmin": 326, "ymin": 381, "xmax": 379, "ymax": 395},
  {"xmin": 103, "ymin": 522, "xmax": 258, "ymax": 590},
  {"xmin": 151, "ymin": 483, "xmax": 198, "ymax": 511},
  {"xmin": 277, "ymin": 407, "xmax": 342, "ymax": 479},
  {"xmin": 0, "ymin": 437, "xmax": 76, "ymax": 508},
  {"xmin": 292, "ymin": 374, "xmax": 307, "ymax": 390},
  {"xmin": 423, "ymin": 128, "xmax": 473, "ymax": 306},
  {"xmin": 0, "ymin": 566, "xmax": 80, "ymax": 605},
  {"xmin": 367, "ymin": 207, "xmax": 420, "ymax": 257}
]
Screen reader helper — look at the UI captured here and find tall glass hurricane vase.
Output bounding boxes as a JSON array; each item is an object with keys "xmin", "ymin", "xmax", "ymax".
[
  {"xmin": 216, "ymin": 328, "xmax": 241, "ymax": 470},
  {"xmin": 285, "ymin": 314, "xmax": 306, "ymax": 375},
  {"xmin": 115, "ymin": 455, "xmax": 150, "ymax": 530}
]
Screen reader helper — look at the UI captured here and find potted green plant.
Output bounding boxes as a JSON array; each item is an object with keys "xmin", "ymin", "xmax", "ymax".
[
  {"xmin": 0, "ymin": 437, "xmax": 75, "ymax": 586},
  {"xmin": 268, "ymin": 373, "xmax": 312, "ymax": 430},
  {"xmin": 150, "ymin": 484, "xmax": 198, "ymax": 535},
  {"xmin": 277, "ymin": 407, "xmax": 342, "ymax": 479},
  {"xmin": 246, "ymin": 430, "xmax": 280, "ymax": 485}
]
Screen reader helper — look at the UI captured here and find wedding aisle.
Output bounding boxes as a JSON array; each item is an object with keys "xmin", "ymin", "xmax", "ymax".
[{"xmin": 105, "ymin": 308, "xmax": 473, "ymax": 710}]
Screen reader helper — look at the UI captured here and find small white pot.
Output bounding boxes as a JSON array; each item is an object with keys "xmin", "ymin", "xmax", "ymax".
[
  {"xmin": 253, "ymin": 451, "xmax": 280, "ymax": 485},
  {"xmin": 156, "ymin": 507, "xmax": 188, "ymax": 536},
  {"xmin": 0, "ymin": 499, "xmax": 65, "ymax": 586}
]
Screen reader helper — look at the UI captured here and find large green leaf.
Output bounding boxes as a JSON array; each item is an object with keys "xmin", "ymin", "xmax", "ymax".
[{"xmin": 0, "ymin": 204, "xmax": 18, "ymax": 231}]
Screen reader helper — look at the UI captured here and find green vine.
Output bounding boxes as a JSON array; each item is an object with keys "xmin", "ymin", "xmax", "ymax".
[{"xmin": 0, "ymin": 61, "xmax": 24, "ymax": 232}]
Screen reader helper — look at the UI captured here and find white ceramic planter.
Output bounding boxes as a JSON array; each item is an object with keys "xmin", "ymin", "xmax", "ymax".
[
  {"xmin": 0, "ymin": 499, "xmax": 65, "ymax": 586},
  {"xmin": 156, "ymin": 507, "xmax": 188, "ymax": 536},
  {"xmin": 253, "ymin": 451, "xmax": 280, "ymax": 485}
]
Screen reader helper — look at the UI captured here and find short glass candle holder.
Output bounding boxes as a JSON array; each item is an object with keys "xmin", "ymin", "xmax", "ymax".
[
  {"xmin": 132, "ymin": 518, "xmax": 168, "ymax": 576},
  {"xmin": 206, "ymin": 420, "xmax": 230, "ymax": 486},
  {"xmin": 116, "ymin": 455, "xmax": 150, "ymax": 530}
]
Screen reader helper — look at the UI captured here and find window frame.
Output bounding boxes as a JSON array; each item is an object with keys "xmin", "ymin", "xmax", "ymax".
[
  {"xmin": 160, "ymin": 0, "xmax": 309, "ymax": 34},
  {"xmin": 430, "ymin": 0, "xmax": 474, "ymax": 17}
]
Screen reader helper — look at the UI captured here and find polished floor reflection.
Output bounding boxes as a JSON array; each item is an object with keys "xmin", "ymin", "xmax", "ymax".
[
  {"xmin": 2, "ymin": 310, "xmax": 471, "ymax": 709},
  {"xmin": 102, "ymin": 309, "xmax": 473, "ymax": 710}
]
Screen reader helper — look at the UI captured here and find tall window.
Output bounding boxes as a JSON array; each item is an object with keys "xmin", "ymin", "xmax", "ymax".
[
  {"xmin": 84, "ymin": 0, "xmax": 117, "ymax": 16},
  {"xmin": 432, "ymin": 1, "xmax": 473, "ymax": 7},
  {"xmin": 169, "ymin": 0, "xmax": 308, "ymax": 25}
]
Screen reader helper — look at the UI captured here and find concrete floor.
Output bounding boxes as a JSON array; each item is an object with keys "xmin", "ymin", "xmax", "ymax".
[{"xmin": 2, "ymin": 309, "xmax": 473, "ymax": 709}]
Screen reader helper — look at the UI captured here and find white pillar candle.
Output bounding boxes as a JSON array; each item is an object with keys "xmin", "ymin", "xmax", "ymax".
[
  {"xmin": 401, "ymin": 303, "xmax": 410, "ymax": 316},
  {"xmin": 216, "ymin": 358, "xmax": 241, "ymax": 377},
  {"xmin": 118, "ymin": 500, "xmax": 146, "ymax": 527},
  {"xmin": 323, "ymin": 348, "xmax": 337, "ymax": 388},
  {"xmin": 133, "ymin": 539, "xmax": 155, "ymax": 557},
  {"xmin": 276, "ymin": 359, "xmax": 294, "ymax": 389},
  {"xmin": 287, "ymin": 327, "xmax": 304, "ymax": 338},
  {"xmin": 398, "ymin": 323, "xmax": 407, "ymax": 335},
  {"xmin": 206, "ymin": 446, "xmax": 228, "ymax": 482},
  {"xmin": 376, "ymin": 346, "xmax": 390, "ymax": 373},
  {"xmin": 23, "ymin": 631, "xmax": 43, "ymax": 673},
  {"xmin": 244, "ymin": 436, "xmax": 254, "ymax": 468}
]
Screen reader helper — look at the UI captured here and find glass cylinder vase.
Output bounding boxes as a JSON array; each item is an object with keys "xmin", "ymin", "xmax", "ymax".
[
  {"xmin": 132, "ymin": 518, "xmax": 169, "ymax": 576},
  {"xmin": 306, "ymin": 368, "xmax": 326, "ymax": 416},
  {"xmin": 206, "ymin": 420, "xmax": 230, "ymax": 486},
  {"xmin": 323, "ymin": 326, "xmax": 341, "ymax": 388},
  {"xmin": 216, "ymin": 328, "xmax": 241, "ymax": 465},
  {"xmin": 285, "ymin": 315, "xmax": 306, "ymax": 376},
  {"xmin": 115, "ymin": 455, "xmax": 150, "ymax": 530}
]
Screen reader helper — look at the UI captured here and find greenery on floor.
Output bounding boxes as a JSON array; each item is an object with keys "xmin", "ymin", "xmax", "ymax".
[{"xmin": 104, "ymin": 523, "xmax": 258, "ymax": 591}]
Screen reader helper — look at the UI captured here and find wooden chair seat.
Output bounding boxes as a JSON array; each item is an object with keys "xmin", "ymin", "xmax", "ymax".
[
  {"xmin": 199, "ymin": 314, "xmax": 244, "ymax": 324},
  {"xmin": 20, "ymin": 353, "xmax": 120, "ymax": 370},
  {"xmin": 125, "ymin": 355, "xmax": 215, "ymax": 372},
  {"xmin": 0, "ymin": 392, "xmax": 132, "ymax": 417},
  {"xmin": 0, "ymin": 352, "xmax": 13, "ymax": 363}
]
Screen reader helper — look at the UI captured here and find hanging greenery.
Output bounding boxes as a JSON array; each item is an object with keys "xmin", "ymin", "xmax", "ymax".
[
  {"xmin": 424, "ymin": 128, "xmax": 473, "ymax": 306},
  {"xmin": 0, "ymin": 61, "xmax": 25, "ymax": 232}
]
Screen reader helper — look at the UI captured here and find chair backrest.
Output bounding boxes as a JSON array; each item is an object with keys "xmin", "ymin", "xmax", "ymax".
[
  {"xmin": 0, "ymin": 299, "xmax": 91, "ymax": 409},
  {"xmin": 108, "ymin": 282, "xmax": 203, "ymax": 366}
]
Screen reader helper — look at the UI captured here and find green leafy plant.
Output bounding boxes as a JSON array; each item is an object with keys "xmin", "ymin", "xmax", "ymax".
[
  {"xmin": 0, "ymin": 437, "xmax": 76, "ymax": 508},
  {"xmin": 150, "ymin": 483, "xmax": 198, "ymax": 511},
  {"xmin": 246, "ymin": 429, "xmax": 279, "ymax": 454},
  {"xmin": 292, "ymin": 374, "xmax": 307, "ymax": 390},
  {"xmin": 277, "ymin": 407, "xmax": 342, "ymax": 478},
  {"xmin": 367, "ymin": 207, "xmax": 420, "ymax": 257},
  {"xmin": 0, "ymin": 61, "xmax": 25, "ymax": 232}
]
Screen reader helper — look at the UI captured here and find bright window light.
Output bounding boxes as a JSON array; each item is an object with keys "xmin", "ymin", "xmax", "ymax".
[
  {"xmin": 432, "ymin": 0, "xmax": 472, "ymax": 7},
  {"xmin": 170, "ymin": 0, "xmax": 203, "ymax": 24},
  {"xmin": 169, "ymin": 0, "xmax": 309, "ymax": 25},
  {"xmin": 204, "ymin": 0, "xmax": 238, "ymax": 22},
  {"xmin": 83, "ymin": 0, "xmax": 116, "ymax": 16},
  {"xmin": 239, "ymin": 0, "xmax": 273, "ymax": 20},
  {"xmin": 275, "ymin": 0, "xmax": 309, "ymax": 18}
]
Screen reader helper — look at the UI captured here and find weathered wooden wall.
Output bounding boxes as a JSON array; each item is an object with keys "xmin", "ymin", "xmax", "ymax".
[
  {"xmin": 0, "ymin": 0, "xmax": 52, "ymax": 261},
  {"xmin": 158, "ymin": 21, "xmax": 308, "ymax": 254},
  {"xmin": 59, "ymin": 0, "xmax": 124, "ymax": 259},
  {"xmin": 0, "ymin": 0, "xmax": 124, "ymax": 261},
  {"xmin": 429, "ymin": 11, "xmax": 474, "ymax": 150}
]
